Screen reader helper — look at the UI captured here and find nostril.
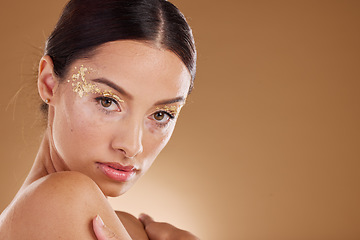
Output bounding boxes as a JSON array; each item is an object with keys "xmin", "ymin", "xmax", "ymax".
[{"xmin": 119, "ymin": 147, "xmax": 142, "ymax": 159}]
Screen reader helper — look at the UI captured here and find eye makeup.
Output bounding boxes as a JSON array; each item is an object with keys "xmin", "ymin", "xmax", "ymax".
[
  {"xmin": 155, "ymin": 105, "xmax": 181, "ymax": 117},
  {"xmin": 67, "ymin": 65, "xmax": 124, "ymax": 103}
]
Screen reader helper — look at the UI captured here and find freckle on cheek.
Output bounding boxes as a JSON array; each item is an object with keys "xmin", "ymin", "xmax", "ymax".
[{"xmin": 148, "ymin": 128, "xmax": 156, "ymax": 134}]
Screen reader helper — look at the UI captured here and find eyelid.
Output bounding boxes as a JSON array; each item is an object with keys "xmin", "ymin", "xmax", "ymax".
[
  {"xmin": 155, "ymin": 105, "xmax": 180, "ymax": 117},
  {"xmin": 102, "ymin": 91, "xmax": 124, "ymax": 103}
]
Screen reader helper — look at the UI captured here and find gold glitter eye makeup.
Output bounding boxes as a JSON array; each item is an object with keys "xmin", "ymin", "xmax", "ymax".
[
  {"xmin": 67, "ymin": 65, "xmax": 124, "ymax": 103},
  {"xmin": 155, "ymin": 105, "xmax": 179, "ymax": 117}
]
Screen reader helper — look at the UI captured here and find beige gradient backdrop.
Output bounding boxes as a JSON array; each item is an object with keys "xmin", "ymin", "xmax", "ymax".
[{"xmin": 1, "ymin": 1, "xmax": 360, "ymax": 239}]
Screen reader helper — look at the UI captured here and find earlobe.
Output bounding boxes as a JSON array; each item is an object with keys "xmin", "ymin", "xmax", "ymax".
[{"xmin": 38, "ymin": 55, "xmax": 58, "ymax": 103}]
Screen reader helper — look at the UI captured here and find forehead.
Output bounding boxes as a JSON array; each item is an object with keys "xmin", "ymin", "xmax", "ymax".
[{"xmin": 75, "ymin": 40, "xmax": 191, "ymax": 101}]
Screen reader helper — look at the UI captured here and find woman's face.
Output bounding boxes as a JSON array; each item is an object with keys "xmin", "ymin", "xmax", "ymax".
[{"xmin": 49, "ymin": 41, "xmax": 191, "ymax": 197}]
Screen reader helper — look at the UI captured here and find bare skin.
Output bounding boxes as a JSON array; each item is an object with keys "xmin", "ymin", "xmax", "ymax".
[
  {"xmin": 0, "ymin": 40, "xmax": 194, "ymax": 239},
  {"xmin": 94, "ymin": 213, "xmax": 200, "ymax": 240}
]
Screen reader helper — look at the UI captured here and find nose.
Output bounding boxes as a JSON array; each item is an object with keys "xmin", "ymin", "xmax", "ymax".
[{"xmin": 111, "ymin": 118, "xmax": 144, "ymax": 159}]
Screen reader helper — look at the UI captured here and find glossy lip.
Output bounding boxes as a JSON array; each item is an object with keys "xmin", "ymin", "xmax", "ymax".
[{"xmin": 97, "ymin": 162, "xmax": 137, "ymax": 182}]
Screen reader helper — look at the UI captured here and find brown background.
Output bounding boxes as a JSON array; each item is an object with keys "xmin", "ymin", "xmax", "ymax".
[{"xmin": 1, "ymin": 1, "xmax": 360, "ymax": 239}]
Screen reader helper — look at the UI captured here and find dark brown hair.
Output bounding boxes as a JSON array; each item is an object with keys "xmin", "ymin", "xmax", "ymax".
[{"xmin": 42, "ymin": 0, "xmax": 196, "ymax": 112}]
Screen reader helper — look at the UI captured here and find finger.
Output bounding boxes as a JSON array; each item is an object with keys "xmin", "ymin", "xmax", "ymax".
[
  {"xmin": 92, "ymin": 215, "xmax": 119, "ymax": 240},
  {"xmin": 138, "ymin": 213, "xmax": 155, "ymax": 227}
]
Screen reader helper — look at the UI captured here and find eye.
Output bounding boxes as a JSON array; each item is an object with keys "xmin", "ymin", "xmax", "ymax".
[
  {"xmin": 100, "ymin": 98, "xmax": 112, "ymax": 108},
  {"xmin": 152, "ymin": 111, "xmax": 174, "ymax": 124},
  {"xmin": 96, "ymin": 97, "xmax": 121, "ymax": 112}
]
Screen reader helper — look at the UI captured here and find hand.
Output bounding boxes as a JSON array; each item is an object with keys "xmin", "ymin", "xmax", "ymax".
[
  {"xmin": 139, "ymin": 213, "xmax": 200, "ymax": 240},
  {"xmin": 93, "ymin": 215, "xmax": 122, "ymax": 240}
]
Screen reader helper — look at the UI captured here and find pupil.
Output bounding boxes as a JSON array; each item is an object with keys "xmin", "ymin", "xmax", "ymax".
[
  {"xmin": 155, "ymin": 112, "xmax": 164, "ymax": 121},
  {"xmin": 101, "ymin": 99, "xmax": 112, "ymax": 107}
]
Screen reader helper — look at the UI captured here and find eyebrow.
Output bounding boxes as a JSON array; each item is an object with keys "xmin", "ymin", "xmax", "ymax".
[
  {"xmin": 91, "ymin": 77, "xmax": 186, "ymax": 105},
  {"xmin": 155, "ymin": 97, "xmax": 186, "ymax": 105}
]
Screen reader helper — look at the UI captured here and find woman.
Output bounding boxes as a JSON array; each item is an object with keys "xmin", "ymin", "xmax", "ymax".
[{"xmin": 0, "ymin": 0, "xmax": 198, "ymax": 239}]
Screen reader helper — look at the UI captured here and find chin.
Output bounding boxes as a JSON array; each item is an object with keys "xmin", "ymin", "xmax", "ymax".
[
  {"xmin": 105, "ymin": 189, "xmax": 127, "ymax": 198},
  {"xmin": 100, "ymin": 181, "xmax": 135, "ymax": 198}
]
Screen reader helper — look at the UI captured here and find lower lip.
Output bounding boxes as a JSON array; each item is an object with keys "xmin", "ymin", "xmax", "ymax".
[{"xmin": 97, "ymin": 163, "xmax": 136, "ymax": 182}]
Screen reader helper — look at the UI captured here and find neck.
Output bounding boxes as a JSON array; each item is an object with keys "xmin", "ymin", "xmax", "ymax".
[{"xmin": 20, "ymin": 129, "xmax": 58, "ymax": 190}]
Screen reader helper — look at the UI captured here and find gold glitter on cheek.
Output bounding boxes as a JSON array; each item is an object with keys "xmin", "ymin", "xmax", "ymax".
[
  {"xmin": 68, "ymin": 65, "xmax": 98, "ymax": 98},
  {"xmin": 67, "ymin": 65, "xmax": 124, "ymax": 103}
]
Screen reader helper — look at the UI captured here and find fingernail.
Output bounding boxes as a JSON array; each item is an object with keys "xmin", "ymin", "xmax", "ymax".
[
  {"xmin": 139, "ymin": 213, "xmax": 146, "ymax": 220},
  {"xmin": 96, "ymin": 215, "xmax": 105, "ymax": 226}
]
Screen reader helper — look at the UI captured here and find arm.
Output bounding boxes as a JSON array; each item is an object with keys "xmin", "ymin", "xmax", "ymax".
[
  {"xmin": 3, "ymin": 171, "xmax": 131, "ymax": 240},
  {"xmin": 93, "ymin": 213, "xmax": 200, "ymax": 240}
]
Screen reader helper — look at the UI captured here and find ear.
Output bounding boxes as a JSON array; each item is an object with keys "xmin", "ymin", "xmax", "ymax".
[{"xmin": 38, "ymin": 55, "xmax": 58, "ymax": 103}]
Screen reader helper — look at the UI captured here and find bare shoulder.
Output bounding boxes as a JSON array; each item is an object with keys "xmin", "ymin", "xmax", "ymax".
[
  {"xmin": 116, "ymin": 211, "xmax": 149, "ymax": 240},
  {"xmin": 0, "ymin": 171, "xmax": 131, "ymax": 240}
]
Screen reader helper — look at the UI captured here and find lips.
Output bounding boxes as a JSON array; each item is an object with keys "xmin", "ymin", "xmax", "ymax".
[
  {"xmin": 102, "ymin": 162, "xmax": 135, "ymax": 172},
  {"xmin": 97, "ymin": 162, "xmax": 136, "ymax": 182}
]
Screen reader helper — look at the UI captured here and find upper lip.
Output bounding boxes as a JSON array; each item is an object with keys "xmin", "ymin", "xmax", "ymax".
[{"xmin": 98, "ymin": 162, "xmax": 136, "ymax": 172}]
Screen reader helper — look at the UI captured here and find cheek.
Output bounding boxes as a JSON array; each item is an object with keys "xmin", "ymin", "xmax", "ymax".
[
  {"xmin": 146, "ymin": 121, "xmax": 175, "ymax": 148},
  {"xmin": 141, "ymin": 124, "xmax": 175, "ymax": 168},
  {"xmin": 51, "ymin": 100, "xmax": 107, "ymax": 165}
]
